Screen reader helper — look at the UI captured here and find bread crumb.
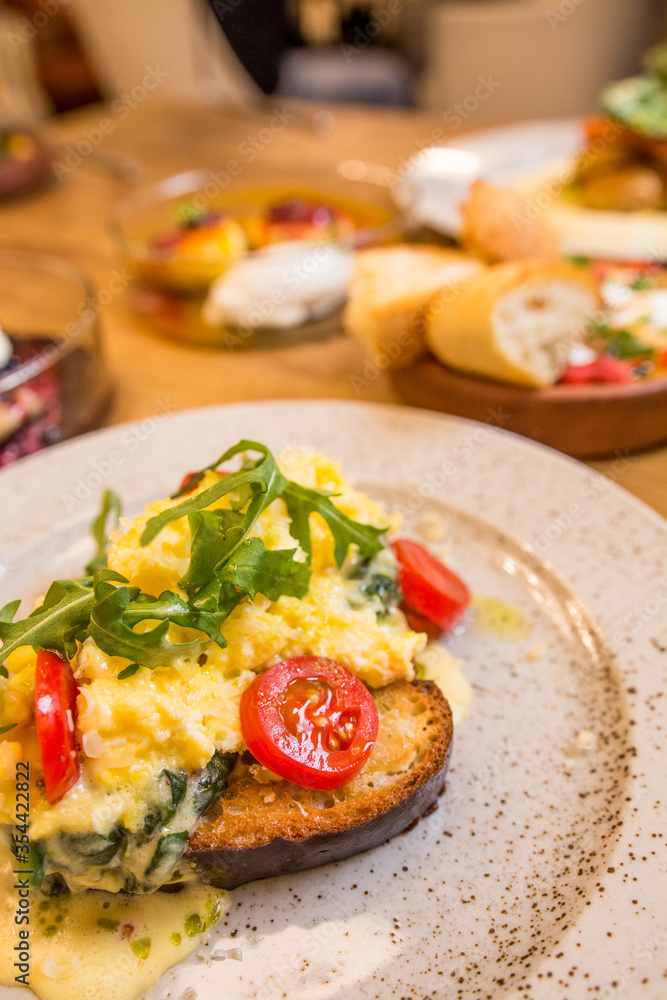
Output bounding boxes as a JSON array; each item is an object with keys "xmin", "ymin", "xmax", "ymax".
[
  {"xmin": 179, "ymin": 989, "xmax": 198, "ymax": 1000},
  {"xmin": 263, "ymin": 792, "xmax": 276, "ymax": 803},
  {"xmin": 416, "ymin": 512, "xmax": 448, "ymax": 543},
  {"xmin": 576, "ymin": 730, "xmax": 597, "ymax": 754},
  {"xmin": 527, "ymin": 642, "xmax": 546, "ymax": 662},
  {"xmin": 249, "ymin": 764, "xmax": 281, "ymax": 784}
]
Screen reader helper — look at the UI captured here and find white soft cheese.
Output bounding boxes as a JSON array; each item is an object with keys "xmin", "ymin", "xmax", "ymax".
[
  {"xmin": 202, "ymin": 241, "xmax": 353, "ymax": 329},
  {"xmin": 607, "ymin": 287, "xmax": 667, "ymax": 329}
]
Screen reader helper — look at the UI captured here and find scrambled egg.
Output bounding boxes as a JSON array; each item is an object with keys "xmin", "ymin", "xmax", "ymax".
[{"xmin": 0, "ymin": 451, "xmax": 425, "ymax": 837}]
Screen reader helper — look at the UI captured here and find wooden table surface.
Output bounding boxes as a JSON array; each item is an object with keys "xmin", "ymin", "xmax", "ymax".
[{"xmin": 2, "ymin": 98, "xmax": 666, "ymax": 518}]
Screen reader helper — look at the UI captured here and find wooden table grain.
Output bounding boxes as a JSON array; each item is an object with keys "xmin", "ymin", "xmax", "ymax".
[{"xmin": 2, "ymin": 98, "xmax": 666, "ymax": 519}]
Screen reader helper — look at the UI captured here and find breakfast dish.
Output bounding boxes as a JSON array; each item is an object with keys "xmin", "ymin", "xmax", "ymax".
[
  {"xmin": 396, "ymin": 116, "xmax": 667, "ymax": 262},
  {"xmin": 0, "ymin": 400, "xmax": 664, "ymax": 1000},
  {"xmin": 114, "ymin": 174, "xmax": 398, "ymax": 344},
  {"xmin": 346, "ymin": 148, "xmax": 667, "ymax": 452},
  {"xmin": 0, "ymin": 430, "xmax": 470, "ymax": 1000},
  {"xmin": 0, "ymin": 330, "xmax": 111, "ymax": 468},
  {"xmin": 0, "ymin": 332, "xmax": 61, "ymax": 467},
  {"xmin": 567, "ymin": 45, "xmax": 667, "ymax": 212}
]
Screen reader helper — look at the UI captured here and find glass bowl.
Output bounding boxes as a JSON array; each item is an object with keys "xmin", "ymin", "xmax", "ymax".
[
  {"xmin": 0, "ymin": 252, "xmax": 111, "ymax": 467},
  {"xmin": 111, "ymin": 168, "xmax": 404, "ymax": 347}
]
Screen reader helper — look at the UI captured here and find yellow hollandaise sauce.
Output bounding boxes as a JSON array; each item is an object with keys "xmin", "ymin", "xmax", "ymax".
[{"xmin": 0, "ymin": 845, "xmax": 227, "ymax": 1000}]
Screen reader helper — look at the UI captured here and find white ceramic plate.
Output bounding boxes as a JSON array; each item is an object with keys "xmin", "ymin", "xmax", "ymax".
[
  {"xmin": 395, "ymin": 118, "xmax": 667, "ymax": 261},
  {"xmin": 1, "ymin": 400, "xmax": 666, "ymax": 1000}
]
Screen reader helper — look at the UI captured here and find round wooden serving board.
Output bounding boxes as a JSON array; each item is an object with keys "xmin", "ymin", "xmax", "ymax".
[{"xmin": 389, "ymin": 356, "xmax": 667, "ymax": 459}]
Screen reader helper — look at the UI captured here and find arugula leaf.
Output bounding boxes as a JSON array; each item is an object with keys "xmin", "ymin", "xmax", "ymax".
[
  {"xmin": 88, "ymin": 577, "xmax": 229, "ymax": 672},
  {"xmin": 282, "ymin": 481, "xmax": 387, "ymax": 568},
  {"xmin": 0, "ymin": 438, "xmax": 392, "ymax": 677},
  {"xmin": 141, "ymin": 440, "xmax": 286, "ymax": 548},
  {"xmin": 86, "ymin": 489, "xmax": 122, "ymax": 574},
  {"xmin": 604, "ymin": 329, "xmax": 654, "ymax": 360},
  {"xmin": 0, "ymin": 578, "xmax": 95, "ymax": 671},
  {"xmin": 117, "ymin": 663, "xmax": 140, "ymax": 681},
  {"xmin": 178, "ymin": 509, "xmax": 246, "ymax": 598},
  {"xmin": 218, "ymin": 537, "xmax": 311, "ymax": 601},
  {"xmin": 0, "ymin": 723, "xmax": 16, "ymax": 734}
]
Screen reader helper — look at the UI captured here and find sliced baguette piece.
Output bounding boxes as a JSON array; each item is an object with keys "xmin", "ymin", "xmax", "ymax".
[
  {"xmin": 186, "ymin": 679, "xmax": 453, "ymax": 889},
  {"xmin": 460, "ymin": 180, "xmax": 560, "ymax": 263},
  {"xmin": 426, "ymin": 259, "xmax": 601, "ymax": 388},
  {"xmin": 343, "ymin": 245, "xmax": 483, "ymax": 370}
]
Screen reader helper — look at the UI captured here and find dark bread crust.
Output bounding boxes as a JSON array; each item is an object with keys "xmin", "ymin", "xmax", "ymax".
[{"xmin": 187, "ymin": 679, "xmax": 453, "ymax": 889}]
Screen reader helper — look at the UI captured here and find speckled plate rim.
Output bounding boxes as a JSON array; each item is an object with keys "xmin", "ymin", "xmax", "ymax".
[{"xmin": 0, "ymin": 399, "xmax": 665, "ymax": 1000}]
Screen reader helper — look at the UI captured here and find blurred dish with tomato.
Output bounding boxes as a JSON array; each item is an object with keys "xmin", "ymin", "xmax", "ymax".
[{"xmin": 112, "ymin": 169, "xmax": 401, "ymax": 346}]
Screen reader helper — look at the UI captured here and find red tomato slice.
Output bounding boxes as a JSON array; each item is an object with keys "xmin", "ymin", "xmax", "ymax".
[
  {"xmin": 560, "ymin": 355, "xmax": 634, "ymax": 384},
  {"xmin": 177, "ymin": 468, "xmax": 230, "ymax": 495},
  {"xmin": 240, "ymin": 656, "xmax": 379, "ymax": 790},
  {"xmin": 35, "ymin": 650, "xmax": 80, "ymax": 804},
  {"xmin": 177, "ymin": 470, "xmax": 201, "ymax": 494},
  {"xmin": 392, "ymin": 538, "xmax": 470, "ymax": 631},
  {"xmin": 402, "ymin": 606, "xmax": 444, "ymax": 641}
]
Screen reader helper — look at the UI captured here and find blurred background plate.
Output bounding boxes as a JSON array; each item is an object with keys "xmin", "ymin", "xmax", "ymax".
[
  {"xmin": 394, "ymin": 118, "xmax": 582, "ymax": 234},
  {"xmin": 394, "ymin": 117, "xmax": 667, "ymax": 261}
]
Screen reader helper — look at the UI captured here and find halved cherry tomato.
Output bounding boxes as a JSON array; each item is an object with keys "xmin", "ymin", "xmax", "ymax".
[
  {"xmin": 240, "ymin": 656, "xmax": 379, "ymax": 790},
  {"xmin": 560, "ymin": 355, "xmax": 634, "ymax": 384},
  {"xmin": 177, "ymin": 470, "xmax": 200, "ymax": 494},
  {"xmin": 177, "ymin": 468, "xmax": 229, "ymax": 495},
  {"xmin": 583, "ymin": 114, "xmax": 637, "ymax": 147},
  {"xmin": 392, "ymin": 538, "xmax": 470, "ymax": 632},
  {"xmin": 402, "ymin": 607, "xmax": 444, "ymax": 641},
  {"xmin": 35, "ymin": 650, "xmax": 80, "ymax": 804}
]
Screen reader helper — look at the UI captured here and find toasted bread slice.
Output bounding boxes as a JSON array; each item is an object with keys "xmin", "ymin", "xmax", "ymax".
[
  {"xmin": 343, "ymin": 245, "xmax": 483, "ymax": 370},
  {"xmin": 187, "ymin": 679, "xmax": 453, "ymax": 889}
]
